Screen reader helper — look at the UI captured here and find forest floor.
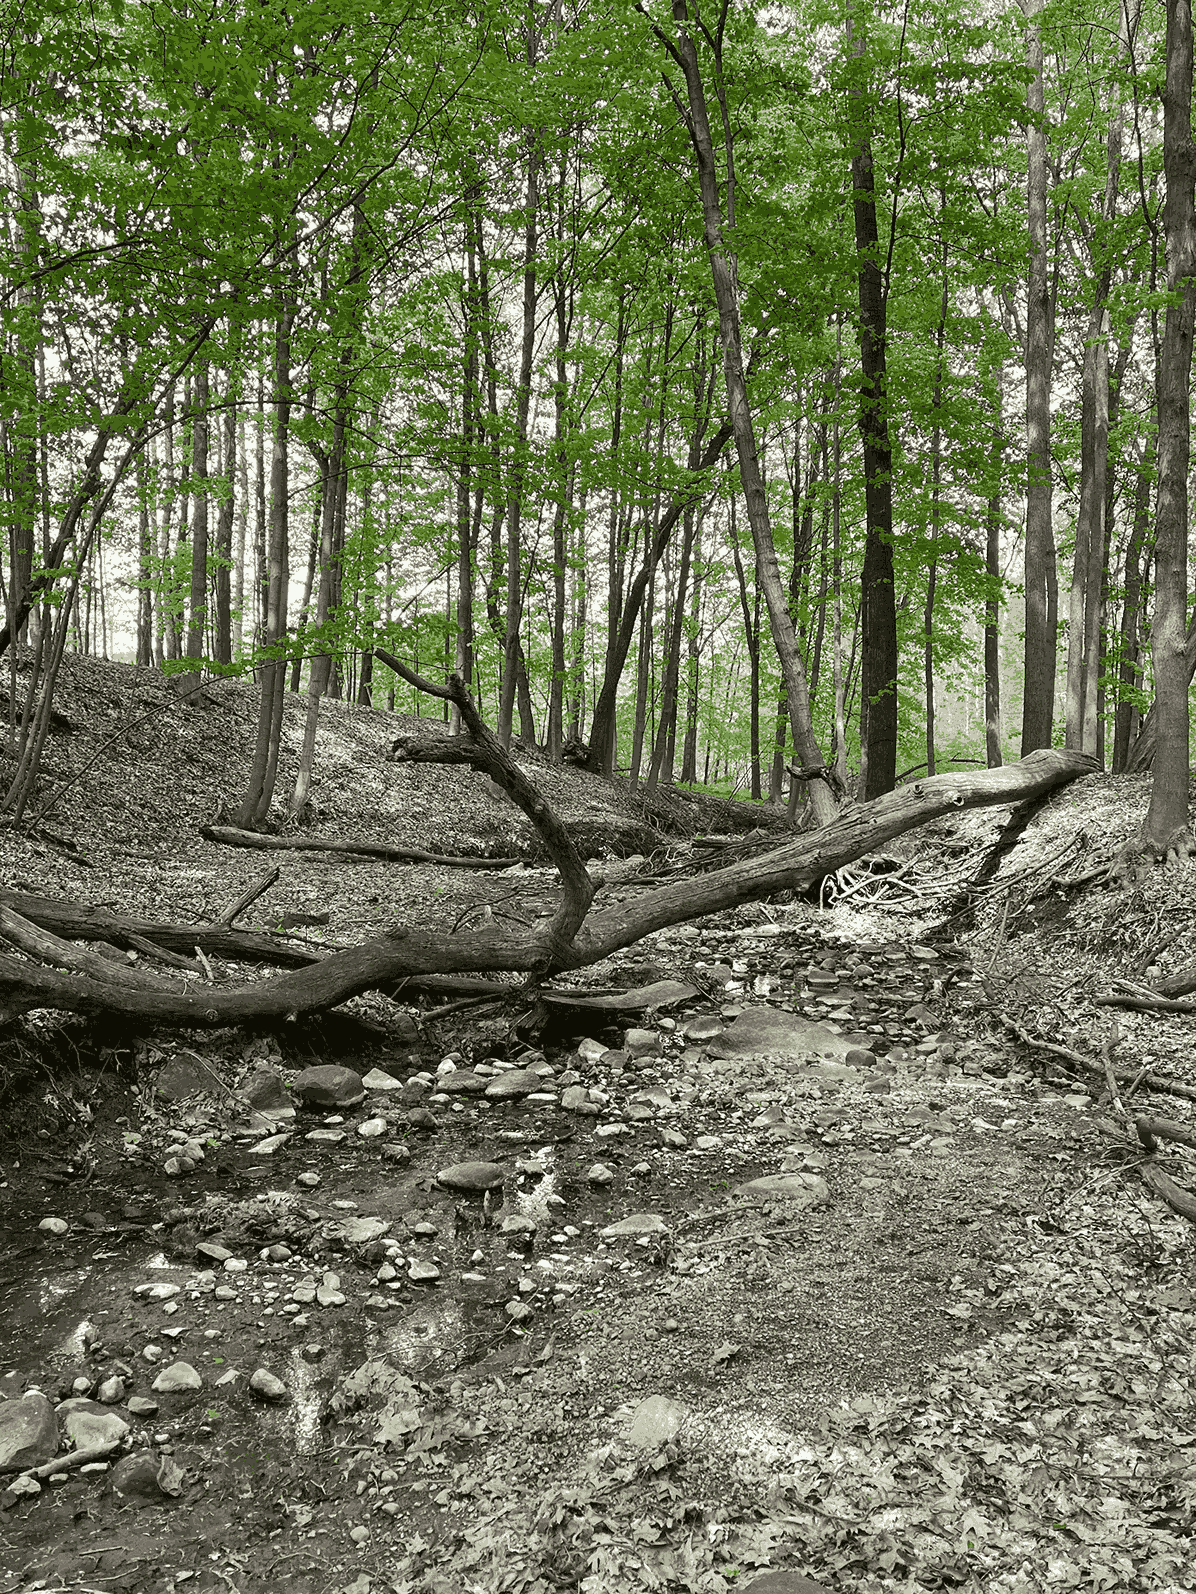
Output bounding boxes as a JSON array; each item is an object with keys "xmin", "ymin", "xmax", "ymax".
[{"xmin": 0, "ymin": 654, "xmax": 1195, "ymax": 1594}]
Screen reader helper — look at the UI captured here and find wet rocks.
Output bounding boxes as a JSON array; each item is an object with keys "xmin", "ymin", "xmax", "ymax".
[
  {"xmin": 0, "ymin": 1392, "xmax": 57, "ymax": 1473},
  {"xmin": 291, "ymin": 1065, "xmax": 365, "ymax": 1108},
  {"xmin": 709, "ymin": 1009, "xmax": 855, "ymax": 1063},
  {"xmin": 436, "ymin": 1160, "xmax": 505, "ymax": 1193},
  {"xmin": 440, "ymin": 1070, "xmax": 491, "ymax": 1096}
]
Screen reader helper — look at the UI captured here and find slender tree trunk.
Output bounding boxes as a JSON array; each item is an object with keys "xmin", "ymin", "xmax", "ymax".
[
  {"xmin": 1021, "ymin": 0, "xmax": 1058, "ymax": 753},
  {"xmin": 213, "ymin": 357, "xmax": 238, "ymax": 668},
  {"xmin": 180, "ymin": 359, "xmax": 210, "ymax": 695},
  {"xmin": 1143, "ymin": 0, "xmax": 1196, "ymax": 849},
  {"xmin": 663, "ymin": 6, "xmax": 836, "ymax": 824},
  {"xmin": 1112, "ymin": 438, "xmax": 1153, "ymax": 771},
  {"xmin": 984, "ymin": 367, "xmax": 1004, "ymax": 768}
]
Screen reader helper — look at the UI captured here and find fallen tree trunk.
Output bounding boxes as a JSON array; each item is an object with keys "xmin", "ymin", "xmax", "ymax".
[
  {"xmin": 0, "ymin": 671, "xmax": 1098, "ymax": 1029},
  {"xmin": 201, "ymin": 825, "xmax": 520, "ymax": 869},
  {"xmin": 0, "ymin": 891, "xmax": 320, "ymax": 968}
]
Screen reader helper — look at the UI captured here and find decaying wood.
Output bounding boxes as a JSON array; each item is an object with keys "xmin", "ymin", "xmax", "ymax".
[
  {"xmin": 1136, "ymin": 1115, "xmax": 1196, "ymax": 1152},
  {"xmin": 0, "ymin": 890, "xmax": 320, "ymax": 968},
  {"xmin": 201, "ymin": 825, "xmax": 519, "ymax": 869},
  {"xmin": 216, "ymin": 865, "xmax": 281, "ymax": 927},
  {"xmin": 999, "ymin": 1015, "xmax": 1196, "ymax": 1103},
  {"xmin": 1140, "ymin": 1163, "xmax": 1196, "ymax": 1221},
  {"xmin": 0, "ymin": 671, "xmax": 1098, "ymax": 1028},
  {"xmin": 1094, "ymin": 980, "xmax": 1196, "ymax": 1015},
  {"xmin": 0, "ymin": 907, "xmax": 172, "ymax": 993}
]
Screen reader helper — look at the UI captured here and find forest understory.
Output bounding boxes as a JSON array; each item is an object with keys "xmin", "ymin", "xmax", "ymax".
[{"xmin": 0, "ymin": 655, "xmax": 1194, "ymax": 1594}]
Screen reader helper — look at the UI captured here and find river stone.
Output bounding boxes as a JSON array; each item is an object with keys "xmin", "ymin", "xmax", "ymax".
[
  {"xmin": 625, "ymin": 1394, "xmax": 687, "ymax": 1450},
  {"xmin": 110, "ymin": 1451, "xmax": 172, "ymax": 1501},
  {"xmin": 155, "ymin": 1052, "xmax": 226, "ymax": 1101},
  {"xmin": 362, "ymin": 1068, "xmax": 403, "ymax": 1092},
  {"xmin": 249, "ymin": 1369, "xmax": 288, "ymax": 1403},
  {"xmin": 404, "ymin": 1108, "xmax": 440, "ymax": 1131},
  {"xmin": 0, "ymin": 1392, "xmax": 57, "ymax": 1473},
  {"xmin": 624, "ymin": 1028, "xmax": 658, "ymax": 1056},
  {"xmin": 484, "ymin": 1068, "xmax": 543, "ymax": 1100},
  {"xmin": 58, "ymin": 1400, "xmax": 128, "ymax": 1453},
  {"xmin": 587, "ymin": 1163, "xmax": 615, "ymax": 1185},
  {"xmin": 440, "ymin": 1071, "xmax": 490, "ymax": 1096},
  {"xmin": 733, "ymin": 1173, "xmax": 829, "ymax": 1208},
  {"xmin": 408, "ymin": 1259, "xmax": 441, "ymax": 1283},
  {"xmin": 126, "ymin": 1396, "xmax": 158, "ymax": 1418},
  {"xmin": 242, "ymin": 1068, "xmax": 289, "ymax": 1110},
  {"xmin": 291, "ymin": 1065, "xmax": 365, "ymax": 1108},
  {"xmin": 357, "ymin": 1117, "xmax": 388, "ymax": 1138},
  {"xmin": 436, "ymin": 1161, "xmax": 505, "ymax": 1193},
  {"xmin": 601, "ymin": 1213, "xmax": 669, "ymax": 1240},
  {"xmin": 682, "ymin": 1014, "xmax": 725, "ymax": 1042},
  {"xmin": 38, "ymin": 1217, "xmax": 69, "ymax": 1236},
  {"xmin": 561, "ymin": 1085, "xmax": 596, "ymax": 1113},
  {"xmin": 96, "ymin": 1377, "xmax": 125, "ymax": 1405},
  {"xmin": 708, "ymin": 1009, "xmax": 855, "ymax": 1063},
  {"xmin": 249, "ymin": 1133, "xmax": 291, "ymax": 1156},
  {"xmin": 151, "ymin": 1362, "xmax": 202, "ymax": 1394}
]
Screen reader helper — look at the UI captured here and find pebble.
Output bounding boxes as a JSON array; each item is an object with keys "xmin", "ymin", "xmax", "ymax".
[
  {"xmin": 37, "ymin": 1218, "xmax": 69, "ymax": 1236},
  {"xmin": 297, "ymin": 1172, "xmax": 321, "ymax": 1187}
]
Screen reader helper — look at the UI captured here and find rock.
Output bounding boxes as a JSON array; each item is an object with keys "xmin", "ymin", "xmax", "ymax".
[
  {"xmin": 249, "ymin": 1133, "xmax": 291, "ymax": 1156},
  {"xmin": 291, "ymin": 1065, "xmax": 365, "ymax": 1108},
  {"xmin": 733, "ymin": 1173, "xmax": 829, "ymax": 1209},
  {"xmin": 625, "ymin": 1394, "xmax": 687, "ymax": 1450},
  {"xmin": 2, "ymin": 1473, "xmax": 41, "ymax": 1504},
  {"xmin": 135, "ymin": 1282, "xmax": 182, "ymax": 1301},
  {"xmin": 440, "ymin": 1071, "xmax": 491, "ymax": 1096},
  {"xmin": 317, "ymin": 1272, "xmax": 346, "ymax": 1307},
  {"xmin": 624, "ymin": 1028, "xmax": 658, "ymax": 1056},
  {"xmin": 587, "ymin": 1163, "xmax": 615, "ymax": 1185},
  {"xmin": 155, "ymin": 1052, "xmax": 226, "ymax": 1101},
  {"xmin": 562, "ymin": 1085, "xmax": 597, "ymax": 1113},
  {"xmin": 357, "ymin": 1117, "xmax": 388, "ymax": 1138},
  {"xmin": 600, "ymin": 1213, "xmax": 669, "ymax": 1239},
  {"xmin": 297, "ymin": 1172, "xmax": 321, "ymax": 1187},
  {"xmin": 403, "ymin": 1108, "xmax": 440, "ymax": 1132},
  {"xmin": 326, "ymin": 1216, "xmax": 391, "ymax": 1245},
  {"xmin": 658, "ymin": 1128, "xmax": 688, "ymax": 1148},
  {"xmin": 505, "ymin": 1300, "xmax": 534, "ymax": 1322},
  {"xmin": 242, "ymin": 1068, "xmax": 289, "ymax": 1110},
  {"xmin": 249, "ymin": 1369, "xmax": 288, "ymax": 1402},
  {"xmin": 709, "ymin": 1009, "xmax": 856, "ymax": 1063},
  {"xmin": 95, "ymin": 1377, "xmax": 125, "ymax": 1405},
  {"xmin": 436, "ymin": 1161, "xmax": 505, "ymax": 1193},
  {"xmin": 0, "ymin": 1392, "xmax": 57, "ymax": 1473},
  {"xmin": 305, "ymin": 1127, "xmax": 346, "ymax": 1143},
  {"xmin": 500, "ymin": 1213, "xmax": 538, "ymax": 1236},
  {"xmin": 109, "ymin": 1451, "xmax": 180, "ymax": 1501},
  {"xmin": 408, "ymin": 1259, "xmax": 441, "ymax": 1283},
  {"xmin": 484, "ymin": 1068, "xmax": 543, "ymax": 1100},
  {"xmin": 380, "ymin": 1142, "xmax": 411, "ymax": 1164},
  {"xmin": 683, "ymin": 1015, "xmax": 725, "ymax": 1042},
  {"xmin": 576, "ymin": 1037, "xmax": 607, "ymax": 1062},
  {"xmin": 196, "ymin": 1241, "xmax": 234, "ymax": 1264},
  {"xmin": 362, "ymin": 1068, "xmax": 403, "ymax": 1091},
  {"xmin": 150, "ymin": 1362, "xmax": 202, "ymax": 1394},
  {"xmin": 57, "ymin": 1400, "xmax": 128, "ymax": 1453},
  {"xmin": 126, "ymin": 1396, "xmax": 159, "ymax": 1418},
  {"xmin": 37, "ymin": 1217, "xmax": 69, "ymax": 1236}
]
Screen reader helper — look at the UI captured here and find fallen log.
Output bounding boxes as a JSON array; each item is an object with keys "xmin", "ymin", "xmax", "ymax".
[
  {"xmin": 0, "ymin": 672, "xmax": 1098, "ymax": 1029},
  {"xmin": 201, "ymin": 825, "xmax": 519, "ymax": 869},
  {"xmin": 0, "ymin": 891, "xmax": 321, "ymax": 968}
]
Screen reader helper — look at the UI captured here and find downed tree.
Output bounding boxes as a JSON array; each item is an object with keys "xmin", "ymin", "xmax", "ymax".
[
  {"xmin": 0, "ymin": 669, "xmax": 1098, "ymax": 1030},
  {"xmin": 201, "ymin": 825, "xmax": 520, "ymax": 869}
]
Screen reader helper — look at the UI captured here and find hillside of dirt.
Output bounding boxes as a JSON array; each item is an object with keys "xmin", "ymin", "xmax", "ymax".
[{"xmin": 0, "ymin": 654, "xmax": 1195, "ymax": 1594}]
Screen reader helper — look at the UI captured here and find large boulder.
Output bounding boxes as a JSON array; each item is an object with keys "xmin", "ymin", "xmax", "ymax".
[{"xmin": 291, "ymin": 1065, "xmax": 365, "ymax": 1108}]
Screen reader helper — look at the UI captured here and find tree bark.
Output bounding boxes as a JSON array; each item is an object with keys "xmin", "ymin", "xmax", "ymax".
[{"xmin": 1144, "ymin": 0, "xmax": 1196, "ymax": 851}]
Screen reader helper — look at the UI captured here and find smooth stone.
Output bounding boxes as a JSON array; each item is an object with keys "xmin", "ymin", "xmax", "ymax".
[
  {"xmin": 380, "ymin": 1142, "xmax": 411, "ymax": 1163},
  {"xmin": 0, "ymin": 1392, "xmax": 57, "ymax": 1473},
  {"xmin": 249, "ymin": 1369, "xmax": 288, "ymax": 1403},
  {"xmin": 249, "ymin": 1133, "xmax": 291, "ymax": 1156},
  {"xmin": 362, "ymin": 1068, "xmax": 403, "ymax": 1091},
  {"xmin": 576, "ymin": 1038, "xmax": 607, "ymax": 1062},
  {"xmin": 625, "ymin": 1394, "xmax": 687, "ymax": 1450},
  {"xmin": 484, "ymin": 1068, "xmax": 543, "ymax": 1100},
  {"xmin": 561, "ymin": 1085, "xmax": 595, "ymax": 1113},
  {"xmin": 733, "ymin": 1174, "xmax": 829, "ymax": 1209},
  {"xmin": 436, "ymin": 1161, "xmax": 505, "ymax": 1193},
  {"xmin": 407, "ymin": 1259, "xmax": 441, "ymax": 1283},
  {"xmin": 708, "ymin": 1009, "xmax": 856, "ymax": 1063},
  {"xmin": 357, "ymin": 1117, "xmax": 388, "ymax": 1138},
  {"xmin": 305, "ymin": 1128, "xmax": 346, "ymax": 1143},
  {"xmin": 587, "ymin": 1163, "xmax": 615, "ymax": 1185},
  {"xmin": 196, "ymin": 1241, "xmax": 234, "ymax": 1264},
  {"xmin": 291, "ymin": 1065, "xmax": 365, "ymax": 1108},
  {"xmin": 403, "ymin": 1108, "xmax": 440, "ymax": 1131},
  {"xmin": 242, "ymin": 1069, "xmax": 290, "ymax": 1110},
  {"xmin": 600, "ymin": 1213, "xmax": 669, "ymax": 1239},
  {"xmin": 440, "ymin": 1071, "xmax": 491, "ymax": 1096},
  {"xmin": 126, "ymin": 1396, "xmax": 159, "ymax": 1418},
  {"xmin": 500, "ymin": 1213, "xmax": 537, "ymax": 1235},
  {"xmin": 58, "ymin": 1401, "xmax": 128, "ymax": 1453},
  {"xmin": 38, "ymin": 1217, "xmax": 69, "ymax": 1236},
  {"xmin": 151, "ymin": 1363, "xmax": 202, "ymax": 1393}
]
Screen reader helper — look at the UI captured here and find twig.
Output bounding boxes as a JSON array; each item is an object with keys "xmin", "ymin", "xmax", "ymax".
[
  {"xmin": 215, "ymin": 866, "xmax": 280, "ymax": 927},
  {"xmin": 999, "ymin": 1015, "xmax": 1196, "ymax": 1102},
  {"xmin": 194, "ymin": 946, "xmax": 215, "ymax": 983},
  {"xmin": 123, "ymin": 931, "xmax": 205, "ymax": 974}
]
